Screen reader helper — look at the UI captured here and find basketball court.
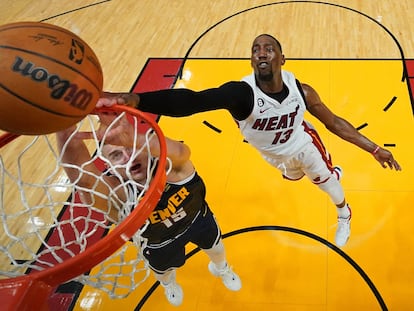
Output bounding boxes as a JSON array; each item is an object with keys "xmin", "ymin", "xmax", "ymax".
[{"xmin": 0, "ymin": 1, "xmax": 413, "ymax": 310}]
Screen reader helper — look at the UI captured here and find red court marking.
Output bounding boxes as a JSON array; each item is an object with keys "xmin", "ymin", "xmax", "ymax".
[
  {"xmin": 410, "ymin": 79, "xmax": 414, "ymax": 94},
  {"xmin": 132, "ymin": 58, "xmax": 183, "ymax": 92},
  {"xmin": 405, "ymin": 59, "xmax": 414, "ymax": 77},
  {"xmin": 404, "ymin": 59, "xmax": 414, "ymax": 114},
  {"xmin": 131, "ymin": 58, "xmax": 183, "ymax": 121}
]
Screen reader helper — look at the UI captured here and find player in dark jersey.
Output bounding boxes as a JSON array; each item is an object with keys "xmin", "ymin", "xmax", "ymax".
[
  {"xmin": 56, "ymin": 113, "xmax": 241, "ymax": 307},
  {"xmin": 97, "ymin": 34, "xmax": 401, "ymax": 248}
]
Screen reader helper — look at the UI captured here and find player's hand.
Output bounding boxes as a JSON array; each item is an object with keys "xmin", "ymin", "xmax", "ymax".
[
  {"xmin": 96, "ymin": 92, "xmax": 139, "ymax": 108},
  {"xmin": 372, "ymin": 147, "xmax": 402, "ymax": 170}
]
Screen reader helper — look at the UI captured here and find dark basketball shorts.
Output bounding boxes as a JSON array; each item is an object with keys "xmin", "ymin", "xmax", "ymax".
[{"xmin": 142, "ymin": 206, "xmax": 221, "ymax": 273}]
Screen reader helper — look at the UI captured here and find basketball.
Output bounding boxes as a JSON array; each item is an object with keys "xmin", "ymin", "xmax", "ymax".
[{"xmin": 0, "ymin": 22, "xmax": 103, "ymax": 135}]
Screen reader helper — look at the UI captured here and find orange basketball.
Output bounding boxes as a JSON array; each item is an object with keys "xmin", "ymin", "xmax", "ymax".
[{"xmin": 0, "ymin": 22, "xmax": 103, "ymax": 135}]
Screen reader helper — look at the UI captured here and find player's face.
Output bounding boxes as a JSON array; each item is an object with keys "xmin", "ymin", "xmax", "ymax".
[
  {"xmin": 102, "ymin": 144, "xmax": 149, "ymax": 183},
  {"xmin": 251, "ymin": 35, "xmax": 285, "ymax": 81}
]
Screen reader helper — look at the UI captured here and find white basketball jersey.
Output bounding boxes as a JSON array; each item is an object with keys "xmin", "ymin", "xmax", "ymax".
[{"xmin": 238, "ymin": 70, "xmax": 312, "ymax": 158}]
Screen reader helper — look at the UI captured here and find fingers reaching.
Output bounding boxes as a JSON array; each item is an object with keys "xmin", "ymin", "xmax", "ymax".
[
  {"xmin": 96, "ymin": 92, "xmax": 138, "ymax": 109},
  {"xmin": 385, "ymin": 157, "xmax": 401, "ymax": 171},
  {"xmin": 96, "ymin": 92, "xmax": 123, "ymax": 108},
  {"xmin": 374, "ymin": 147, "xmax": 402, "ymax": 171}
]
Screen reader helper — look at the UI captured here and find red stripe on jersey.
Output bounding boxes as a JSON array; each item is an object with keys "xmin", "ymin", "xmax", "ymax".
[{"xmin": 302, "ymin": 121, "xmax": 334, "ymax": 173}]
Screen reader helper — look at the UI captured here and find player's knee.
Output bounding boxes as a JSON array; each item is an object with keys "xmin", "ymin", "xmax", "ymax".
[
  {"xmin": 282, "ymin": 173, "xmax": 305, "ymax": 181},
  {"xmin": 205, "ymin": 239, "xmax": 224, "ymax": 255}
]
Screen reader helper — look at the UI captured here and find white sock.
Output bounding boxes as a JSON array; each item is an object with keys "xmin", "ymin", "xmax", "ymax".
[
  {"xmin": 157, "ymin": 270, "xmax": 175, "ymax": 286},
  {"xmin": 213, "ymin": 261, "xmax": 227, "ymax": 271},
  {"xmin": 337, "ymin": 204, "xmax": 351, "ymax": 218}
]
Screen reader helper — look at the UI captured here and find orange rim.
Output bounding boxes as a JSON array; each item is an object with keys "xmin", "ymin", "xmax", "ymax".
[{"xmin": 0, "ymin": 105, "xmax": 167, "ymax": 308}]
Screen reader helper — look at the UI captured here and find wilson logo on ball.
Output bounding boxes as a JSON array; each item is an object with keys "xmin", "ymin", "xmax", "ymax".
[
  {"xmin": 69, "ymin": 39, "xmax": 85, "ymax": 65},
  {"xmin": 11, "ymin": 56, "xmax": 93, "ymax": 111}
]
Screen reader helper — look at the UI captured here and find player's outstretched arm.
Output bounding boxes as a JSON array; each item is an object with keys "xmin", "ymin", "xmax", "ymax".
[
  {"xmin": 301, "ymin": 83, "xmax": 402, "ymax": 171},
  {"xmin": 96, "ymin": 82, "xmax": 252, "ymax": 119},
  {"xmin": 56, "ymin": 126, "xmax": 122, "ymax": 221}
]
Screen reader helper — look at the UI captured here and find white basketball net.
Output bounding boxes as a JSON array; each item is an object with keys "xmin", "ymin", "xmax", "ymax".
[{"xmin": 0, "ymin": 112, "xmax": 165, "ymax": 298}]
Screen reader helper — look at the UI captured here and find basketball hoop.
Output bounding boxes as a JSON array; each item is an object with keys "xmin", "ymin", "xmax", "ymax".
[{"xmin": 0, "ymin": 105, "xmax": 167, "ymax": 310}]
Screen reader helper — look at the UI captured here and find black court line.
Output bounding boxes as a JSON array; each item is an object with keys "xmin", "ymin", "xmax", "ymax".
[
  {"xmin": 176, "ymin": 1, "xmax": 406, "ymax": 82},
  {"xmin": 173, "ymin": 1, "xmax": 412, "ymax": 114},
  {"xmin": 202, "ymin": 120, "xmax": 222, "ymax": 133},
  {"xmin": 383, "ymin": 96, "xmax": 397, "ymax": 111},
  {"xmin": 39, "ymin": 1, "xmax": 112, "ymax": 22},
  {"xmin": 135, "ymin": 226, "xmax": 388, "ymax": 311}
]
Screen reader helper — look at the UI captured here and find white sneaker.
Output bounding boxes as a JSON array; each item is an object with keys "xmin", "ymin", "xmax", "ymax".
[
  {"xmin": 335, "ymin": 215, "xmax": 351, "ymax": 247},
  {"xmin": 160, "ymin": 276, "xmax": 183, "ymax": 306},
  {"xmin": 208, "ymin": 262, "xmax": 242, "ymax": 291}
]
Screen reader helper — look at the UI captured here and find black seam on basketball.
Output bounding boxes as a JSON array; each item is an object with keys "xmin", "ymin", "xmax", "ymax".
[
  {"xmin": 0, "ymin": 45, "xmax": 102, "ymax": 92},
  {"xmin": 0, "ymin": 83, "xmax": 86, "ymax": 118}
]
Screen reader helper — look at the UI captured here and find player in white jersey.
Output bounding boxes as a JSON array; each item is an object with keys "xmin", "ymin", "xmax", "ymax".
[
  {"xmin": 239, "ymin": 70, "xmax": 310, "ymax": 157},
  {"xmin": 97, "ymin": 34, "xmax": 401, "ymax": 247}
]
